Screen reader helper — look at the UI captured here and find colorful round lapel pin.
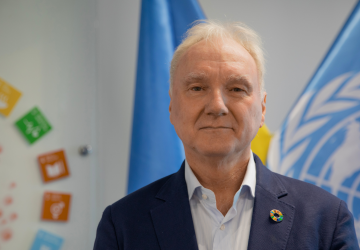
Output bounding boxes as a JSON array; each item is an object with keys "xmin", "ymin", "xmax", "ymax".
[{"xmin": 270, "ymin": 209, "xmax": 283, "ymax": 222}]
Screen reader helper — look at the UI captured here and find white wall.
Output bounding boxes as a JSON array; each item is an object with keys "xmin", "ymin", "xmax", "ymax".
[
  {"xmin": 0, "ymin": 0, "xmax": 98, "ymax": 249},
  {"xmin": 96, "ymin": 0, "xmax": 358, "ymax": 212},
  {"xmin": 96, "ymin": 0, "xmax": 141, "ymax": 213}
]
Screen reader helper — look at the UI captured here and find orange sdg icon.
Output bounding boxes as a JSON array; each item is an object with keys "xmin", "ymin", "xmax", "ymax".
[
  {"xmin": 41, "ymin": 192, "xmax": 71, "ymax": 222},
  {"xmin": 38, "ymin": 149, "xmax": 70, "ymax": 183}
]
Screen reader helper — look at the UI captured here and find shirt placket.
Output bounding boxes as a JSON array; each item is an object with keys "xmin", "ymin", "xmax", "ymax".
[{"xmin": 198, "ymin": 187, "xmax": 239, "ymax": 250}]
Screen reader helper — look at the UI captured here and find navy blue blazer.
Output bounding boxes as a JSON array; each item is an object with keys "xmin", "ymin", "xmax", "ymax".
[{"xmin": 94, "ymin": 154, "xmax": 359, "ymax": 249}]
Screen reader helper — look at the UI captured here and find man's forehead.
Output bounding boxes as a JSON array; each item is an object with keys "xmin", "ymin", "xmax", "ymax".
[
  {"xmin": 173, "ymin": 37, "xmax": 259, "ymax": 90},
  {"xmin": 184, "ymin": 38, "xmax": 248, "ymax": 57},
  {"xmin": 177, "ymin": 39, "xmax": 255, "ymax": 73}
]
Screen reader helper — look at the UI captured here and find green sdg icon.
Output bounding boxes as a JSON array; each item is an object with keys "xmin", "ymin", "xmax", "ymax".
[{"xmin": 15, "ymin": 107, "xmax": 52, "ymax": 144}]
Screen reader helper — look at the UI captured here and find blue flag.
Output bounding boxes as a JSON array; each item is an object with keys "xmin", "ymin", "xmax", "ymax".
[
  {"xmin": 128, "ymin": 0, "xmax": 205, "ymax": 194},
  {"xmin": 268, "ymin": 1, "xmax": 360, "ymax": 242}
]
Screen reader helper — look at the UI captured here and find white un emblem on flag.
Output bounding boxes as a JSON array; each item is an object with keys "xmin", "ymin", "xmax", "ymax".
[{"xmin": 268, "ymin": 72, "xmax": 360, "ymax": 243}]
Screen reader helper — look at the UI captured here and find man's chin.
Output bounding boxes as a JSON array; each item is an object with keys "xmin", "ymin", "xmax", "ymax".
[{"xmin": 193, "ymin": 145, "xmax": 240, "ymax": 158}]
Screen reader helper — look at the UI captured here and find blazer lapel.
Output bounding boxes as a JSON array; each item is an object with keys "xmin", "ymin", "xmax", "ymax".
[
  {"xmin": 150, "ymin": 162, "xmax": 198, "ymax": 250},
  {"xmin": 247, "ymin": 154, "xmax": 295, "ymax": 250}
]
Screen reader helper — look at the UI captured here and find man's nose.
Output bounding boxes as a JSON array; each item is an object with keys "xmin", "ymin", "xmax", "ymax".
[{"xmin": 205, "ymin": 89, "xmax": 229, "ymax": 116}]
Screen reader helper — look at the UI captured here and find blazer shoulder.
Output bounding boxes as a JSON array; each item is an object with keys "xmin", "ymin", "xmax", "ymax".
[
  {"xmin": 268, "ymin": 171, "xmax": 358, "ymax": 249},
  {"xmin": 111, "ymin": 173, "xmax": 175, "ymax": 213},
  {"xmin": 272, "ymin": 171, "xmax": 342, "ymax": 206},
  {"xmin": 94, "ymin": 173, "xmax": 178, "ymax": 250}
]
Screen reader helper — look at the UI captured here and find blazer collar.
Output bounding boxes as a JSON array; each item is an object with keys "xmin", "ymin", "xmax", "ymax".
[
  {"xmin": 247, "ymin": 154, "xmax": 295, "ymax": 250},
  {"xmin": 151, "ymin": 154, "xmax": 295, "ymax": 250},
  {"xmin": 151, "ymin": 161, "xmax": 199, "ymax": 250}
]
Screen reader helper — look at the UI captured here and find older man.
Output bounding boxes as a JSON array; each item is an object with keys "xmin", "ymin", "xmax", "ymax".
[{"xmin": 94, "ymin": 21, "xmax": 358, "ymax": 250}]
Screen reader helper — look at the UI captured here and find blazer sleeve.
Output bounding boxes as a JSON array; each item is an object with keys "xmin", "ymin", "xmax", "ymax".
[
  {"xmin": 93, "ymin": 205, "xmax": 120, "ymax": 250},
  {"xmin": 330, "ymin": 200, "xmax": 359, "ymax": 250}
]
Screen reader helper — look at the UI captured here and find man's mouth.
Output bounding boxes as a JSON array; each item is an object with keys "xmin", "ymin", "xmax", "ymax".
[{"xmin": 200, "ymin": 127, "xmax": 233, "ymax": 130}]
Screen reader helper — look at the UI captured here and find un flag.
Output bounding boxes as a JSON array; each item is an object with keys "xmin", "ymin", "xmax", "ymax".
[{"xmin": 268, "ymin": 1, "xmax": 360, "ymax": 243}]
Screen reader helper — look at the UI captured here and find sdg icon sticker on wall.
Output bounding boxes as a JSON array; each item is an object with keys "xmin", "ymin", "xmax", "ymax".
[
  {"xmin": 38, "ymin": 150, "xmax": 70, "ymax": 183},
  {"xmin": 41, "ymin": 192, "xmax": 71, "ymax": 222},
  {"xmin": 15, "ymin": 107, "xmax": 52, "ymax": 144},
  {"xmin": 30, "ymin": 229, "xmax": 63, "ymax": 250},
  {"xmin": 0, "ymin": 78, "xmax": 22, "ymax": 117}
]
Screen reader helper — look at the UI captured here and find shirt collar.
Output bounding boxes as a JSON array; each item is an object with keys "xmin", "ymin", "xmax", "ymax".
[
  {"xmin": 184, "ymin": 150, "xmax": 256, "ymax": 201},
  {"xmin": 185, "ymin": 159, "xmax": 202, "ymax": 200}
]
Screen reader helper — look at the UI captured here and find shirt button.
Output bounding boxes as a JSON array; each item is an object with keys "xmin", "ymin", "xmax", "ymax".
[
  {"xmin": 202, "ymin": 194, "xmax": 208, "ymax": 200},
  {"xmin": 220, "ymin": 224, "xmax": 225, "ymax": 230}
]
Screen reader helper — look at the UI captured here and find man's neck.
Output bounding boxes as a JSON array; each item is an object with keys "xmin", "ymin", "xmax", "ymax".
[{"xmin": 185, "ymin": 148, "xmax": 251, "ymax": 216}]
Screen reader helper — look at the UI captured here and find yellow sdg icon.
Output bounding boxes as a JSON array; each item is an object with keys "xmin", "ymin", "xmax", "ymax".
[
  {"xmin": 0, "ymin": 77, "xmax": 22, "ymax": 117},
  {"xmin": 270, "ymin": 209, "xmax": 283, "ymax": 222}
]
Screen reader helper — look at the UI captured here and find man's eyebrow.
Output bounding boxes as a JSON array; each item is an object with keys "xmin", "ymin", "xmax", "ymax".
[
  {"xmin": 184, "ymin": 72, "xmax": 208, "ymax": 83},
  {"xmin": 227, "ymin": 74, "xmax": 251, "ymax": 84}
]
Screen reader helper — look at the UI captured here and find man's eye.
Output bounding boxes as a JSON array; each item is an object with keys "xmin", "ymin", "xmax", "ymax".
[
  {"xmin": 231, "ymin": 88, "xmax": 243, "ymax": 92},
  {"xmin": 191, "ymin": 87, "xmax": 202, "ymax": 91}
]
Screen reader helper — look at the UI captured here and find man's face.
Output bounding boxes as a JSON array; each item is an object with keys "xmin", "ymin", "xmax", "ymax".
[{"xmin": 169, "ymin": 38, "xmax": 266, "ymax": 159}]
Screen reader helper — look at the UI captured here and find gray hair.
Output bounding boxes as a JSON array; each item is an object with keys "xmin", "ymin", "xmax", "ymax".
[{"xmin": 170, "ymin": 20, "xmax": 265, "ymax": 94}]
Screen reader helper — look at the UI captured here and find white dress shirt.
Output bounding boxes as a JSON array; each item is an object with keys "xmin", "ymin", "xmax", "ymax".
[{"xmin": 185, "ymin": 151, "xmax": 256, "ymax": 250}]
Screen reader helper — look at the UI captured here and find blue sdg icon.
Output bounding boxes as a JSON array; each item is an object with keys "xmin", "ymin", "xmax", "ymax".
[{"xmin": 268, "ymin": 72, "xmax": 360, "ymax": 243}]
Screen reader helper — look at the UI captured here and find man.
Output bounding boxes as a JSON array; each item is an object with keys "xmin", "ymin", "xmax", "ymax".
[{"xmin": 94, "ymin": 21, "xmax": 358, "ymax": 249}]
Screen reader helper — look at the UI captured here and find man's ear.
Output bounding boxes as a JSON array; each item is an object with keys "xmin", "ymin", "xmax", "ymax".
[
  {"xmin": 168, "ymin": 90, "xmax": 172, "ymax": 112},
  {"xmin": 169, "ymin": 90, "xmax": 173, "ymax": 124},
  {"xmin": 260, "ymin": 92, "xmax": 267, "ymax": 128}
]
